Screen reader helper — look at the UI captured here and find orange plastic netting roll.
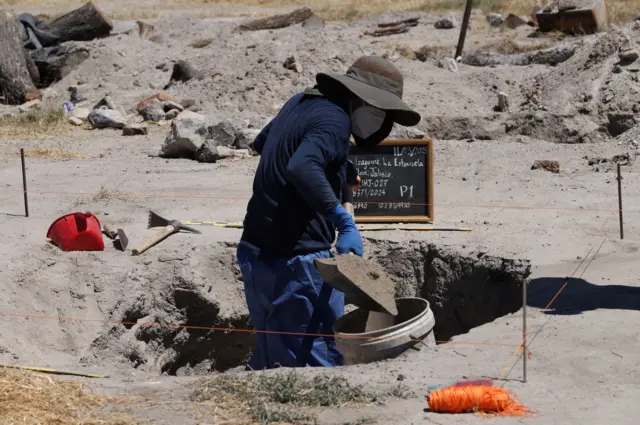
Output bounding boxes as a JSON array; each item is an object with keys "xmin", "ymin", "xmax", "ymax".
[{"xmin": 428, "ymin": 385, "xmax": 535, "ymax": 417}]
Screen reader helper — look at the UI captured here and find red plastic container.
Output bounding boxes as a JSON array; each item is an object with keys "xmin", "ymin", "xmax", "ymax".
[{"xmin": 46, "ymin": 212, "xmax": 104, "ymax": 251}]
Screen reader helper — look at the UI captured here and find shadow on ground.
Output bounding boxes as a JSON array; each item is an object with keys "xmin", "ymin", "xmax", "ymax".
[{"xmin": 528, "ymin": 277, "xmax": 640, "ymax": 315}]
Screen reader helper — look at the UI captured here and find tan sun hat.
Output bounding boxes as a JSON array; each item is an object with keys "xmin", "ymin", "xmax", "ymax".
[{"xmin": 316, "ymin": 55, "xmax": 421, "ymax": 127}]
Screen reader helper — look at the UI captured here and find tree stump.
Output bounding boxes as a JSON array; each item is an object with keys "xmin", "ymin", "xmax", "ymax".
[
  {"xmin": 0, "ymin": 10, "xmax": 39, "ymax": 104},
  {"xmin": 40, "ymin": 2, "xmax": 112, "ymax": 42}
]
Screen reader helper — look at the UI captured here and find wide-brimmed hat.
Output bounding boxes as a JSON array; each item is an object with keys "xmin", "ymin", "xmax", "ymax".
[{"xmin": 316, "ymin": 55, "xmax": 421, "ymax": 127}]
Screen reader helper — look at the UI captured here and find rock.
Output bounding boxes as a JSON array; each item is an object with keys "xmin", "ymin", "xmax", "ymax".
[
  {"xmin": 208, "ymin": 120, "xmax": 237, "ymax": 147},
  {"xmin": 626, "ymin": 61, "xmax": 640, "ymax": 73},
  {"xmin": 88, "ymin": 108, "xmax": 128, "ymax": 129},
  {"xmin": 68, "ymin": 116, "xmax": 83, "ymax": 126},
  {"xmin": 165, "ymin": 60, "xmax": 204, "ymax": 89},
  {"xmin": 619, "ymin": 49, "xmax": 640, "ymax": 62},
  {"xmin": 179, "ymin": 110, "xmax": 206, "ymax": 121},
  {"xmin": 137, "ymin": 92, "xmax": 178, "ymax": 111},
  {"xmin": 72, "ymin": 107, "xmax": 90, "ymax": 121},
  {"xmin": 531, "ymin": 160, "xmax": 560, "ymax": 173},
  {"xmin": 165, "ymin": 109, "xmax": 180, "ymax": 120},
  {"xmin": 68, "ymin": 86, "xmax": 87, "ymax": 104},
  {"xmin": 181, "ymin": 99, "xmax": 196, "ymax": 109},
  {"xmin": 486, "ymin": 13, "xmax": 504, "ymax": 27},
  {"xmin": 164, "ymin": 101, "xmax": 184, "ymax": 112},
  {"xmin": 434, "ymin": 17, "xmax": 456, "ymax": 29},
  {"xmin": 233, "ymin": 149, "xmax": 251, "ymax": 158},
  {"xmin": 123, "ymin": 124, "xmax": 149, "ymax": 136},
  {"xmin": 139, "ymin": 98, "xmax": 166, "ymax": 122},
  {"xmin": 504, "ymin": 14, "xmax": 528, "ymax": 29},
  {"xmin": 302, "ymin": 14, "xmax": 325, "ymax": 29},
  {"xmin": 438, "ymin": 57, "xmax": 458, "ymax": 72},
  {"xmin": 93, "ymin": 96, "xmax": 120, "ymax": 112},
  {"xmin": 188, "ymin": 38, "xmax": 214, "ymax": 48},
  {"xmin": 216, "ymin": 146, "xmax": 235, "ymax": 159},
  {"xmin": 235, "ymin": 128, "xmax": 260, "ymax": 149},
  {"xmin": 283, "ymin": 55, "xmax": 303, "ymax": 73},
  {"xmin": 18, "ymin": 99, "xmax": 41, "ymax": 113},
  {"xmin": 607, "ymin": 113, "xmax": 639, "ymax": 137},
  {"xmin": 495, "ymin": 92, "xmax": 510, "ymax": 113},
  {"xmin": 140, "ymin": 106, "xmax": 165, "ymax": 122},
  {"xmin": 196, "ymin": 140, "xmax": 219, "ymax": 163},
  {"xmin": 160, "ymin": 115, "xmax": 209, "ymax": 158}
]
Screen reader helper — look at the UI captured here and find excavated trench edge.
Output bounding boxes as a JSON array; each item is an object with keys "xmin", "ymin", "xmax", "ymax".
[{"xmin": 94, "ymin": 239, "xmax": 530, "ymax": 376}]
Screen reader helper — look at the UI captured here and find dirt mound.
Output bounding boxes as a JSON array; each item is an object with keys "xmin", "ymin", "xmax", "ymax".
[{"xmin": 79, "ymin": 242, "xmax": 253, "ymax": 376}]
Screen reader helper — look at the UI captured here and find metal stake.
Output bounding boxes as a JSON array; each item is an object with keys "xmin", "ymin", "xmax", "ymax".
[
  {"xmin": 455, "ymin": 0, "xmax": 474, "ymax": 59},
  {"xmin": 522, "ymin": 280, "xmax": 527, "ymax": 383},
  {"xmin": 617, "ymin": 163, "xmax": 624, "ymax": 240},
  {"xmin": 20, "ymin": 148, "xmax": 29, "ymax": 218}
]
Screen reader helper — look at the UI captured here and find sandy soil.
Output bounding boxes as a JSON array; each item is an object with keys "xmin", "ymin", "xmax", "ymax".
[{"xmin": 0, "ymin": 4, "xmax": 640, "ymax": 425}]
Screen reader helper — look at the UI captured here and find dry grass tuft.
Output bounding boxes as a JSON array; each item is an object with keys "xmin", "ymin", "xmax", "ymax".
[
  {"xmin": 0, "ymin": 102, "xmax": 70, "ymax": 139},
  {"xmin": 0, "ymin": 367, "xmax": 139, "ymax": 425},
  {"xmin": 190, "ymin": 370, "xmax": 413, "ymax": 424}
]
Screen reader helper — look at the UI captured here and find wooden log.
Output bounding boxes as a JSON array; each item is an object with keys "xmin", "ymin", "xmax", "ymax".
[
  {"xmin": 40, "ymin": 2, "xmax": 112, "ymax": 42},
  {"xmin": 461, "ymin": 45, "xmax": 576, "ymax": 67},
  {"xmin": 236, "ymin": 7, "xmax": 313, "ymax": 32},
  {"xmin": 364, "ymin": 23, "xmax": 416, "ymax": 37},
  {"xmin": 378, "ymin": 17, "xmax": 420, "ymax": 28},
  {"xmin": 0, "ymin": 10, "xmax": 39, "ymax": 104}
]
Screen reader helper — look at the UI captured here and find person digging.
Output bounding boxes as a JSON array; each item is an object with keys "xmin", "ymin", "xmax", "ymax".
[{"xmin": 237, "ymin": 55, "xmax": 422, "ymax": 370}]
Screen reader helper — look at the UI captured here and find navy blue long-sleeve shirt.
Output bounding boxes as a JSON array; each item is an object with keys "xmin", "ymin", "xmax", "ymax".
[{"xmin": 239, "ymin": 93, "xmax": 351, "ymax": 260}]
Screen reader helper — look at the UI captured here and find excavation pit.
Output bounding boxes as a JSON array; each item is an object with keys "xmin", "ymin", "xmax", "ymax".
[{"xmin": 79, "ymin": 239, "xmax": 530, "ymax": 375}]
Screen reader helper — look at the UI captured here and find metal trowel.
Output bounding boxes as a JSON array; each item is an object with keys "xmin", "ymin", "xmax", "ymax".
[
  {"xmin": 315, "ymin": 255, "xmax": 398, "ymax": 316},
  {"xmin": 102, "ymin": 224, "xmax": 129, "ymax": 251}
]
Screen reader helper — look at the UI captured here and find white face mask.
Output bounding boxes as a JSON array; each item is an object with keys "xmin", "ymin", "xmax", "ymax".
[{"xmin": 351, "ymin": 105, "xmax": 386, "ymax": 139}]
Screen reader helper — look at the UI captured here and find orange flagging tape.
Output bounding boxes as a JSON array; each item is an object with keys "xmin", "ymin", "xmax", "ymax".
[{"xmin": 428, "ymin": 386, "xmax": 535, "ymax": 417}]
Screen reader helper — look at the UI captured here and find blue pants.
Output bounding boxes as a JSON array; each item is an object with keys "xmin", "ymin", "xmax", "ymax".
[{"xmin": 236, "ymin": 247, "xmax": 345, "ymax": 369}]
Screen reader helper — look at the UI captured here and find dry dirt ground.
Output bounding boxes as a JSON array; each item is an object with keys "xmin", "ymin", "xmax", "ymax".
[{"xmin": 1, "ymin": 3, "xmax": 640, "ymax": 425}]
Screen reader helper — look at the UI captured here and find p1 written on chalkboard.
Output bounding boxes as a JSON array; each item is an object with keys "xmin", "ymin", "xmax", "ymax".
[{"xmin": 347, "ymin": 138, "xmax": 434, "ymax": 223}]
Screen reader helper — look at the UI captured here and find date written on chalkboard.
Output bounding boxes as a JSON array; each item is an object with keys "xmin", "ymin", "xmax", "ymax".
[{"xmin": 347, "ymin": 139, "xmax": 434, "ymax": 223}]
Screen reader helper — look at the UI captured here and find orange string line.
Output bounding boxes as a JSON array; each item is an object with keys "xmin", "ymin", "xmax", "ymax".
[
  {"xmin": 0, "ymin": 311, "xmax": 518, "ymax": 347},
  {"xmin": 495, "ymin": 232, "xmax": 608, "ymax": 385}
]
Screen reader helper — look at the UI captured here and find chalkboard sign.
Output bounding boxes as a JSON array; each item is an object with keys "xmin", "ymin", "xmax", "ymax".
[{"xmin": 347, "ymin": 138, "xmax": 434, "ymax": 223}]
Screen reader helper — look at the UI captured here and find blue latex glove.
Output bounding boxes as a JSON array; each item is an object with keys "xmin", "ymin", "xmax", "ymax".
[{"xmin": 326, "ymin": 204, "xmax": 363, "ymax": 256}]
